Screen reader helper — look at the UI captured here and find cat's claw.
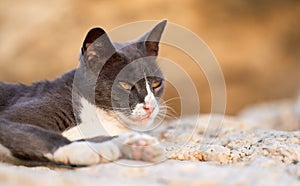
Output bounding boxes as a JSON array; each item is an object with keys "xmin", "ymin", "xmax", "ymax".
[{"xmin": 115, "ymin": 132, "xmax": 164, "ymax": 162}]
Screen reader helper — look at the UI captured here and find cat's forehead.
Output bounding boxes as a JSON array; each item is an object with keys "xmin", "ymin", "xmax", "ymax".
[
  {"xmin": 112, "ymin": 41, "xmax": 163, "ymax": 81},
  {"xmin": 118, "ymin": 58, "xmax": 162, "ymax": 81},
  {"xmin": 113, "ymin": 41, "xmax": 145, "ymax": 61},
  {"xmin": 110, "ymin": 60, "xmax": 161, "ymax": 84}
]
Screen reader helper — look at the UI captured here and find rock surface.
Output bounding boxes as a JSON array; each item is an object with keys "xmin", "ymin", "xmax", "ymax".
[
  {"xmin": 0, "ymin": 159, "xmax": 299, "ymax": 186},
  {"xmin": 0, "ymin": 98, "xmax": 300, "ymax": 186}
]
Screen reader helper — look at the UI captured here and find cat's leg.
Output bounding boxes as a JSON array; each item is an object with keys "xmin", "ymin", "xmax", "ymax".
[
  {"xmin": 0, "ymin": 120, "xmax": 163, "ymax": 165},
  {"xmin": 47, "ymin": 138, "xmax": 121, "ymax": 165},
  {"xmin": 0, "ymin": 120, "xmax": 71, "ymax": 164},
  {"xmin": 0, "ymin": 120, "xmax": 121, "ymax": 166},
  {"xmin": 84, "ymin": 132, "xmax": 164, "ymax": 162},
  {"xmin": 50, "ymin": 132, "xmax": 164, "ymax": 165}
]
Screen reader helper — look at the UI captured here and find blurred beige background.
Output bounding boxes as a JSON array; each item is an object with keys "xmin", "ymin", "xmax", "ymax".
[{"xmin": 0, "ymin": 0, "xmax": 299, "ymax": 115}]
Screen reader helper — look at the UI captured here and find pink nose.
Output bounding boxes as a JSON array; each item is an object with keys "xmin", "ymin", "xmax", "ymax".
[{"xmin": 143, "ymin": 105, "xmax": 155, "ymax": 113}]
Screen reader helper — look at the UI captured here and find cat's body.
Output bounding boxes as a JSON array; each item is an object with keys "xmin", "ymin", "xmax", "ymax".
[{"xmin": 0, "ymin": 20, "xmax": 167, "ymax": 166}]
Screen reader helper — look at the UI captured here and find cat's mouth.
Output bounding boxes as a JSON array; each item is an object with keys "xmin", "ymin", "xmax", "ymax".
[
  {"xmin": 131, "ymin": 109, "xmax": 155, "ymax": 121},
  {"xmin": 129, "ymin": 113, "xmax": 154, "ymax": 124},
  {"xmin": 116, "ymin": 107, "xmax": 158, "ymax": 128}
]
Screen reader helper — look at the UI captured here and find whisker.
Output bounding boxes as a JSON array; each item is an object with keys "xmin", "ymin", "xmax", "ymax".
[
  {"xmin": 157, "ymin": 111, "xmax": 178, "ymax": 118},
  {"xmin": 156, "ymin": 113, "xmax": 178, "ymax": 121},
  {"xmin": 156, "ymin": 106, "xmax": 179, "ymax": 120},
  {"xmin": 160, "ymin": 97, "xmax": 181, "ymax": 105},
  {"xmin": 159, "ymin": 105, "xmax": 178, "ymax": 116}
]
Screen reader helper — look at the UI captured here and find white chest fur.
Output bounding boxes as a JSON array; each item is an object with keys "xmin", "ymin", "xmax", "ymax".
[{"xmin": 62, "ymin": 97, "xmax": 129, "ymax": 141}]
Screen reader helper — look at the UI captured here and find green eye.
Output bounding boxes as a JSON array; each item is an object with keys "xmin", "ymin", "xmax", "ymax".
[
  {"xmin": 151, "ymin": 80, "xmax": 162, "ymax": 89},
  {"xmin": 119, "ymin": 82, "xmax": 131, "ymax": 90}
]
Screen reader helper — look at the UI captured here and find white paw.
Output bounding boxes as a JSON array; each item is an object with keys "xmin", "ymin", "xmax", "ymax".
[
  {"xmin": 115, "ymin": 132, "xmax": 164, "ymax": 162},
  {"xmin": 45, "ymin": 141, "xmax": 120, "ymax": 165}
]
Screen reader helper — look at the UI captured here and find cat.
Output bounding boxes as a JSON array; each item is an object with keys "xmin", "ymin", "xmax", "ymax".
[{"xmin": 0, "ymin": 20, "xmax": 167, "ymax": 166}]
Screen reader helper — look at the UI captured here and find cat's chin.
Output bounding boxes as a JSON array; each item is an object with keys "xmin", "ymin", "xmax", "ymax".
[
  {"xmin": 116, "ymin": 112, "xmax": 155, "ymax": 130},
  {"xmin": 131, "ymin": 117, "xmax": 153, "ymax": 126},
  {"xmin": 127, "ymin": 117, "xmax": 155, "ymax": 129}
]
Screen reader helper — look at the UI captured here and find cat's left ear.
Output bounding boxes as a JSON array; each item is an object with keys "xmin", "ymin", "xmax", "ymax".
[
  {"xmin": 139, "ymin": 20, "xmax": 167, "ymax": 56},
  {"xmin": 81, "ymin": 27, "xmax": 116, "ymax": 63}
]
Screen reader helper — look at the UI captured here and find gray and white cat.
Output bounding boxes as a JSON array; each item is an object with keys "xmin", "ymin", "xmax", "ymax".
[{"xmin": 0, "ymin": 20, "xmax": 167, "ymax": 166}]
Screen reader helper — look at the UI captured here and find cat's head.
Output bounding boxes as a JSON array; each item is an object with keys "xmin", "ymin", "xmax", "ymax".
[{"xmin": 79, "ymin": 20, "xmax": 167, "ymax": 129}]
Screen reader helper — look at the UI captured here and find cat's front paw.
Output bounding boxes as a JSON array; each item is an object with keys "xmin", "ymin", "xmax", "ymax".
[
  {"xmin": 115, "ymin": 132, "xmax": 164, "ymax": 162},
  {"xmin": 46, "ymin": 140, "xmax": 121, "ymax": 166}
]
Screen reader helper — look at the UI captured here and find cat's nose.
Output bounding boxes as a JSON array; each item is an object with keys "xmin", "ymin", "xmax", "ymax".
[{"xmin": 143, "ymin": 105, "xmax": 155, "ymax": 113}]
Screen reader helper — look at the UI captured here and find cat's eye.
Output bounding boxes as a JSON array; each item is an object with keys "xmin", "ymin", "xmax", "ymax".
[
  {"xmin": 119, "ymin": 82, "xmax": 131, "ymax": 90},
  {"xmin": 151, "ymin": 80, "xmax": 162, "ymax": 89}
]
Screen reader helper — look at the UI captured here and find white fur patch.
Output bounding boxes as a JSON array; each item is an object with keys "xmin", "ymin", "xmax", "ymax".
[
  {"xmin": 62, "ymin": 97, "xmax": 129, "ymax": 141},
  {"xmin": 131, "ymin": 103, "xmax": 148, "ymax": 118},
  {"xmin": 0, "ymin": 144, "xmax": 15, "ymax": 163},
  {"xmin": 145, "ymin": 80, "xmax": 157, "ymax": 109},
  {"xmin": 131, "ymin": 79, "xmax": 158, "ymax": 119},
  {"xmin": 45, "ymin": 140, "xmax": 120, "ymax": 165}
]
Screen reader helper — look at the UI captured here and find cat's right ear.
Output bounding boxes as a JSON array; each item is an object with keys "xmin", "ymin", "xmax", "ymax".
[
  {"xmin": 137, "ymin": 20, "xmax": 167, "ymax": 56},
  {"xmin": 81, "ymin": 27, "xmax": 116, "ymax": 63}
]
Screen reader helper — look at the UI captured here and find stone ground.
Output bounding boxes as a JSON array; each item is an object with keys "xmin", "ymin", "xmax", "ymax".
[{"xmin": 0, "ymin": 97, "xmax": 299, "ymax": 186}]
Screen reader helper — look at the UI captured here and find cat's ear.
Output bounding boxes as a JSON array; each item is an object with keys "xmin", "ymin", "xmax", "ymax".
[
  {"xmin": 138, "ymin": 20, "xmax": 167, "ymax": 56},
  {"xmin": 81, "ymin": 27, "xmax": 116, "ymax": 63}
]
